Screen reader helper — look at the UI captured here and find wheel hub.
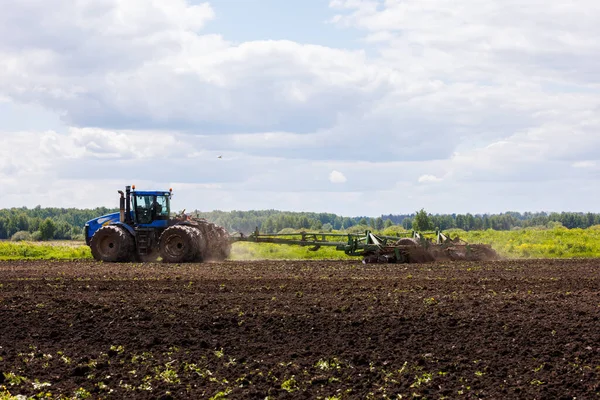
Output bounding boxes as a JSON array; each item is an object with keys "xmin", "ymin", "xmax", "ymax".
[
  {"xmin": 99, "ymin": 237, "xmax": 118, "ymax": 257},
  {"xmin": 165, "ymin": 235, "xmax": 187, "ymax": 257}
]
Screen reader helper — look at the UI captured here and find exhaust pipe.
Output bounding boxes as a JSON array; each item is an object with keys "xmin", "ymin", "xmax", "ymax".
[
  {"xmin": 125, "ymin": 186, "xmax": 132, "ymax": 224},
  {"xmin": 118, "ymin": 190, "xmax": 125, "ymax": 223}
]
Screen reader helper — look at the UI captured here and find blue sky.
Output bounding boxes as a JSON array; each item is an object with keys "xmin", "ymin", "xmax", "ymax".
[
  {"xmin": 205, "ymin": 0, "xmax": 362, "ymax": 48},
  {"xmin": 0, "ymin": 101, "xmax": 65, "ymax": 133},
  {"xmin": 1, "ymin": 0, "xmax": 599, "ymax": 216}
]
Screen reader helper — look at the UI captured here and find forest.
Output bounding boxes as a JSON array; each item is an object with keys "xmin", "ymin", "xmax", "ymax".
[
  {"xmin": 0, "ymin": 206, "xmax": 118, "ymax": 241},
  {"xmin": 1, "ymin": 206, "xmax": 600, "ymax": 241}
]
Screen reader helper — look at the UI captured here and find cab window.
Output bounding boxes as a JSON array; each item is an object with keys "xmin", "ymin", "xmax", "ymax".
[
  {"xmin": 134, "ymin": 195, "xmax": 170, "ymax": 224},
  {"xmin": 154, "ymin": 195, "xmax": 170, "ymax": 218}
]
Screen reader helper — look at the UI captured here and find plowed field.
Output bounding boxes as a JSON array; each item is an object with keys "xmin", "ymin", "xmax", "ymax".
[{"xmin": 1, "ymin": 259, "xmax": 599, "ymax": 399}]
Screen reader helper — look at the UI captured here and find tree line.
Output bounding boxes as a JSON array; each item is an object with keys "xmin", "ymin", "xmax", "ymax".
[
  {"xmin": 194, "ymin": 209, "xmax": 600, "ymax": 233},
  {"xmin": 0, "ymin": 206, "xmax": 118, "ymax": 240},
  {"xmin": 398, "ymin": 210, "xmax": 600, "ymax": 231},
  {"xmin": 1, "ymin": 206, "xmax": 599, "ymax": 241}
]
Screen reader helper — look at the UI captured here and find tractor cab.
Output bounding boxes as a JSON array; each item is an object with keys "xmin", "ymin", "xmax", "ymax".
[{"xmin": 131, "ymin": 188, "xmax": 172, "ymax": 227}]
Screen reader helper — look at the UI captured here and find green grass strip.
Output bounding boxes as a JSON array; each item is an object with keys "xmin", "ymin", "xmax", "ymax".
[{"xmin": 0, "ymin": 242, "xmax": 93, "ymax": 261}]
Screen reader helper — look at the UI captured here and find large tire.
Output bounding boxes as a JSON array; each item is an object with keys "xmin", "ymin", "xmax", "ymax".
[
  {"xmin": 158, "ymin": 225, "xmax": 199, "ymax": 263},
  {"xmin": 215, "ymin": 226, "xmax": 231, "ymax": 259},
  {"xmin": 90, "ymin": 225, "xmax": 134, "ymax": 262},
  {"xmin": 188, "ymin": 226, "xmax": 206, "ymax": 262},
  {"xmin": 193, "ymin": 220, "xmax": 231, "ymax": 261}
]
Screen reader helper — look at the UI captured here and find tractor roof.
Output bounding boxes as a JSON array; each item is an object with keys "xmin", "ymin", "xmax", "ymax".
[{"xmin": 132, "ymin": 190, "xmax": 172, "ymax": 196}]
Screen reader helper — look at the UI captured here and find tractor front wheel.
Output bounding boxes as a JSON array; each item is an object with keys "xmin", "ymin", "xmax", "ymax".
[{"xmin": 90, "ymin": 225, "xmax": 134, "ymax": 262}]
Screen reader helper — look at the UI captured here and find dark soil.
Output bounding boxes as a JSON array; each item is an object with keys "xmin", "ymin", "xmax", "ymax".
[{"xmin": 1, "ymin": 259, "xmax": 599, "ymax": 399}]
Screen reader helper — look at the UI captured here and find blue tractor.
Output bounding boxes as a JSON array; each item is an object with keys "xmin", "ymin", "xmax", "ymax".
[{"xmin": 84, "ymin": 185, "xmax": 231, "ymax": 263}]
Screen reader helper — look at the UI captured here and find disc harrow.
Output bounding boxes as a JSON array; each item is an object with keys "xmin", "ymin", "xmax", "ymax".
[{"xmin": 231, "ymin": 229, "xmax": 501, "ymax": 264}]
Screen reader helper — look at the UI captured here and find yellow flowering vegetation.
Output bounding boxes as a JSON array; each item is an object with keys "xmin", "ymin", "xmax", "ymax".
[{"xmin": 454, "ymin": 225, "xmax": 600, "ymax": 259}]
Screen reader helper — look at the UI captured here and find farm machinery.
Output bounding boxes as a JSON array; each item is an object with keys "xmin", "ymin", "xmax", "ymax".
[
  {"xmin": 230, "ymin": 229, "xmax": 500, "ymax": 263},
  {"xmin": 85, "ymin": 186, "xmax": 499, "ymax": 264},
  {"xmin": 84, "ymin": 186, "xmax": 230, "ymax": 263}
]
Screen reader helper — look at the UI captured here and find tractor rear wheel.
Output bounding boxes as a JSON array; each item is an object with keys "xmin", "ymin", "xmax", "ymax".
[
  {"xmin": 215, "ymin": 226, "xmax": 231, "ymax": 259},
  {"xmin": 158, "ymin": 225, "xmax": 199, "ymax": 263},
  {"xmin": 90, "ymin": 225, "xmax": 134, "ymax": 262},
  {"xmin": 193, "ymin": 220, "xmax": 231, "ymax": 261}
]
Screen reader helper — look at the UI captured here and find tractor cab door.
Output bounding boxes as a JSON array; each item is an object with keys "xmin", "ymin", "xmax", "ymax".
[{"xmin": 133, "ymin": 194, "xmax": 170, "ymax": 227}]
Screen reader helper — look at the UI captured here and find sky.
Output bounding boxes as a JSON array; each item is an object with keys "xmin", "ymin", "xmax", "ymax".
[{"xmin": 1, "ymin": 0, "xmax": 599, "ymax": 217}]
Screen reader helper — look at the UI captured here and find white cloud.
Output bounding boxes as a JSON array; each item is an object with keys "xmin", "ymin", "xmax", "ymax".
[
  {"xmin": 418, "ymin": 175, "xmax": 442, "ymax": 183},
  {"xmin": 572, "ymin": 161, "xmax": 596, "ymax": 168},
  {"xmin": 0, "ymin": 0, "xmax": 392, "ymax": 134},
  {"xmin": 329, "ymin": 170, "xmax": 348, "ymax": 183}
]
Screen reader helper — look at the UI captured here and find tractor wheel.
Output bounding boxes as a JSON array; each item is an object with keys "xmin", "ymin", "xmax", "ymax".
[
  {"xmin": 90, "ymin": 225, "xmax": 134, "ymax": 262},
  {"xmin": 193, "ymin": 220, "xmax": 231, "ymax": 261},
  {"xmin": 215, "ymin": 226, "xmax": 231, "ymax": 259},
  {"xmin": 188, "ymin": 226, "xmax": 207, "ymax": 263},
  {"xmin": 158, "ymin": 225, "xmax": 199, "ymax": 263}
]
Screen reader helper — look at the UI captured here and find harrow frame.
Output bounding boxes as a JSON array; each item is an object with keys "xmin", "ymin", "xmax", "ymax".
[{"xmin": 229, "ymin": 228, "xmax": 486, "ymax": 263}]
